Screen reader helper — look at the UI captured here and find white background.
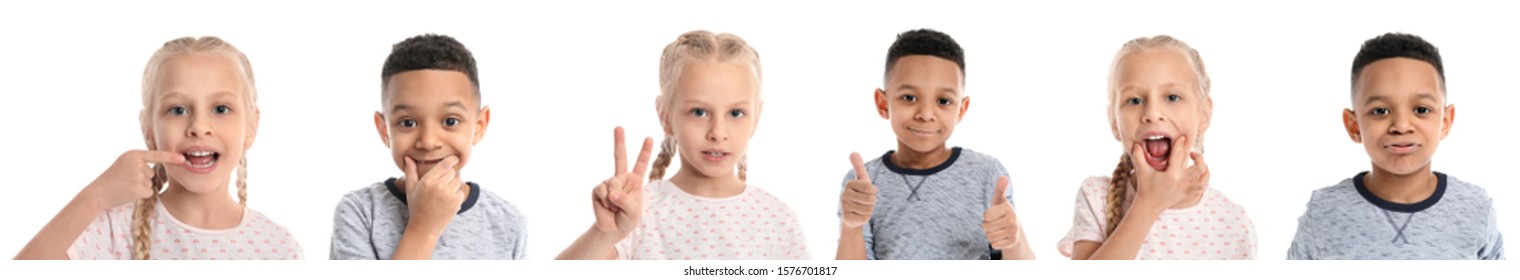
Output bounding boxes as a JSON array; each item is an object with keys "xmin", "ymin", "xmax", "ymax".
[{"xmin": 1, "ymin": 0, "xmax": 1514, "ymax": 273}]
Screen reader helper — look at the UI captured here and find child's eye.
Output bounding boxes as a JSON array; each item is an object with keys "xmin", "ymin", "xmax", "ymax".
[
  {"xmin": 443, "ymin": 117, "xmax": 461, "ymax": 127},
  {"xmin": 398, "ymin": 119, "xmax": 417, "ymax": 128},
  {"xmin": 1126, "ymin": 97, "xmax": 1142, "ymax": 106},
  {"xmin": 214, "ymin": 105, "xmax": 232, "ymax": 114},
  {"xmin": 690, "ymin": 108, "xmax": 708, "ymax": 118},
  {"xmin": 728, "ymin": 109, "xmax": 745, "ymax": 118},
  {"xmin": 937, "ymin": 98, "xmax": 952, "ymax": 106},
  {"xmin": 1414, "ymin": 107, "xmax": 1433, "ymax": 114},
  {"xmin": 167, "ymin": 106, "xmax": 187, "ymax": 116},
  {"xmin": 900, "ymin": 95, "xmax": 917, "ymax": 102},
  {"xmin": 1370, "ymin": 108, "xmax": 1390, "ymax": 115},
  {"xmin": 1166, "ymin": 94, "xmax": 1182, "ymax": 102}
]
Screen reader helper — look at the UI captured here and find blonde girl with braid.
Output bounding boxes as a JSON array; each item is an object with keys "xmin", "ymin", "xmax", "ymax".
[
  {"xmin": 557, "ymin": 30, "xmax": 809, "ymax": 260},
  {"xmin": 14, "ymin": 36, "xmax": 301, "ymax": 260},
  {"xmin": 1056, "ymin": 35, "xmax": 1255, "ymax": 260}
]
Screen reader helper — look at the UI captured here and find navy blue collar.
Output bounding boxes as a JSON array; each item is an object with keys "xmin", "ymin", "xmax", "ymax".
[
  {"xmin": 1353, "ymin": 171, "xmax": 1447, "ymax": 213},
  {"xmin": 881, "ymin": 147, "xmax": 962, "ymax": 176},
  {"xmin": 384, "ymin": 177, "xmax": 482, "ymax": 215}
]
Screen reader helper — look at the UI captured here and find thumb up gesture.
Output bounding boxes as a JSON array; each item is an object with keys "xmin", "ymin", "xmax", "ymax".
[
  {"xmin": 840, "ymin": 152, "xmax": 877, "ymax": 229},
  {"xmin": 983, "ymin": 176, "xmax": 1022, "ymax": 250}
]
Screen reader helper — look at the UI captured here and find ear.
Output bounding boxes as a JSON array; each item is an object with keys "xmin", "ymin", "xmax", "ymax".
[
  {"xmin": 243, "ymin": 107, "xmax": 260, "ymax": 150},
  {"xmin": 1342, "ymin": 108, "xmax": 1362, "ymax": 143},
  {"xmin": 1108, "ymin": 108, "xmax": 1121, "ymax": 142},
  {"xmin": 473, "ymin": 106, "xmax": 492, "ymax": 144},
  {"xmin": 957, "ymin": 96, "xmax": 970, "ymax": 122},
  {"xmin": 141, "ymin": 112, "xmax": 158, "ymax": 150},
  {"xmin": 1198, "ymin": 95, "xmax": 1213, "ymax": 136},
  {"xmin": 874, "ymin": 88, "xmax": 889, "ymax": 119},
  {"xmin": 656, "ymin": 99, "xmax": 673, "ymax": 136},
  {"xmin": 374, "ymin": 111, "xmax": 391, "ymax": 148},
  {"xmin": 1440, "ymin": 104, "xmax": 1455, "ymax": 140}
]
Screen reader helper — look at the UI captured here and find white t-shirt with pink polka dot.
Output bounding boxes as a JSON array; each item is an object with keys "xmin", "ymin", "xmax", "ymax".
[
  {"xmin": 614, "ymin": 180, "xmax": 810, "ymax": 260},
  {"xmin": 1057, "ymin": 176, "xmax": 1256, "ymax": 260},
  {"xmin": 67, "ymin": 202, "xmax": 303, "ymax": 260}
]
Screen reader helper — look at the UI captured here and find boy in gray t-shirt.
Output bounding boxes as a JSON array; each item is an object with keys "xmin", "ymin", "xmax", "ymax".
[
  {"xmin": 835, "ymin": 29, "xmax": 1033, "ymax": 260},
  {"xmin": 1288, "ymin": 33, "xmax": 1502, "ymax": 260},
  {"xmin": 329, "ymin": 34, "xmax": 527, "ymax": 260}
]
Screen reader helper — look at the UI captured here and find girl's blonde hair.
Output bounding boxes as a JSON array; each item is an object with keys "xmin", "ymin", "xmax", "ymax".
[
  {"xmin": 133, "ymin": 36, "xmax": 258, "ymax": 259},
  {"xmin": 649, "ymin": 30, "xmax": 762, "ymax": 182},
  {"xmin": 1102, "ymin": 35, "xmax": 1210, "ymax": 237}
]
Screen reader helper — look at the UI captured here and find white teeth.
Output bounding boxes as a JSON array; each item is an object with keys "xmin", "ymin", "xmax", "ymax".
[
  {"xmin": 1146, "ymin": 135, "xmax": 1166, "ymax": 140},
  {"xmin": 187, "ymin": 151, "xmax": 214, "ymax": 157}
]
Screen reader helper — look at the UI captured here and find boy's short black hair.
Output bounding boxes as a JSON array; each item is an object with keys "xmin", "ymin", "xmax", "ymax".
[
  {"xmin": 1351, "ymin": 33, "xmax": 1445, "ymax": 94},
  {"xmin": 885, "ymin": 29, "xmax": 965, "ymax": 80},
  {"xmin": 381, "ymin": 34, "xmax": 480, "ymax": 99}
]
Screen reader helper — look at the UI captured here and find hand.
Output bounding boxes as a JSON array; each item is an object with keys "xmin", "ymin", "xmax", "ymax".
[
  {"xmin": 840, "ymin": 152, "xmax": 877, "ymax": 229},
  {"xmin": 1130, "ymin": 136, "xmax": 1209, "ymax": 209},
  {"xmin": 591, "ymin": 126, "xmax": 653, "ymax": 237},
  {"xmin": 82, "ymin": 150, "xmax": 185, "ymax": 209},
  {"xmin": 403, "ymin": 155, "xmax": 467, "ymax": 234},
  {"xmin": 983, "ymin": 176, "xmax": 1021, "ymax": 250}
]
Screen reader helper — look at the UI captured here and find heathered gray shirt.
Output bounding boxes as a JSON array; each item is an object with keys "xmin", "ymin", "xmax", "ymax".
[
  {"xmin": 330, "ymin": 178, "xmax": 528, "ymax": 260},
  {"xmin": 1288, "ymin": 172, "xmax": 1504, "ymax": 260},
  {"xmin": 838, "ymin": 147, "xmax": 1014, "ymax": 260}
]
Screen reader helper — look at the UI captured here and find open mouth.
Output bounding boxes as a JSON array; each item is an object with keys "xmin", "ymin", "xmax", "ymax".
[
  {"xmin": 1142, "ymin": 135, "xmax": 1172, "ymax": 171},
  {"xmin": 700, "ymin": 150, "xmax": 730, "ymax": 163},
  {"xmin": 183, "ymin": 149, "xmax": 221, "ymax": 172}
]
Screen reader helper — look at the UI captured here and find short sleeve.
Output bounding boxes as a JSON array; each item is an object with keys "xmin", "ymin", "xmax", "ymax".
[
  {"xmin": 1232, "ymin": 207, "xmax": 1258, "ymax": 260},
  {"xmin": 1057, "ymin": 177, "xmax": 1109, "ymax": 258},
  {"xmin": 782, "ymin": 205, "xmax": 811, "ymax": 260},
  {"xmin": 1286, "ymin": 200, "xmax": 1317, "ymax": 260},
  {"xmin": 1480, "ymin": 203, "xmax": 1504, "ymax": 260},
  {"xmin": 329, "ymin": 192, "xmax": 377, "ymax": 260},
  {"xmin": 66, "ymin": 204, "xmax": 133, "ymax": 260},
  {"xmin": 514, "ymin": 220, "xmax": 529, "ymax": 260}
]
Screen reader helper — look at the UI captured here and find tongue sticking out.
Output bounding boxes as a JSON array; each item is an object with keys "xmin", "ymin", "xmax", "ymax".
[{"xmin": 1143, "ymin": 138, "xmax": 1172, "ymax": 171}]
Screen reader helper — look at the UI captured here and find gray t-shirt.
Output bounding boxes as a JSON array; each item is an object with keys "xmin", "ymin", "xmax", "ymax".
[
  {"xmin": 1288, "ymin": 172, "xmax": 1504, "ymax": 260},
  {"xmin": 838, "ymin": 147, "xmax": 1013, "ymax": 260},
  {"xmin": 330, "ymin": 178, "xmax": 528, "ymax": 260}
]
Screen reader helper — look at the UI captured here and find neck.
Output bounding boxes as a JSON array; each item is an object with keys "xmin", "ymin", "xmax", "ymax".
[
  {"xmin": 668, "ymin": 158, "xmax": 745, "ymax": 198},
  {"xmin": 891, "ymin": 143, "xmax": 952, "ymax": 170},
  {"xmin": 1364, "ymin": 165, "xmax": 1438, "ymax": 204},
  {"xmin": 158, "ymin": 180, "xmax": 244, "ymax": 230}
]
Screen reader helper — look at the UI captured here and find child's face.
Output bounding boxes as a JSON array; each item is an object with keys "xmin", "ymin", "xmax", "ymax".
[
  {"xmin": 145, "ymin": 52, "xmax": 258, "ymax": 193},
  {"xmin": 375, "ymin": 70, "xmax": 490, "ymax": 177},
  {"xmin": 876, "ymin": 55, "xmax": 967, "ymax": 153},
  {"xmin": 662, "ymin": 62, "xmax": 760, "ymax": 179},
  {"xmin": 1109, "ymin": 48, "xmax": 1211, "ymax": 172},
  {"xmin": 1343, "ymin": 58, "xmax": 1453, "ymax": 176}
]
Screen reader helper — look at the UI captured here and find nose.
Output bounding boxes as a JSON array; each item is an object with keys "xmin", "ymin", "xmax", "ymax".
[
  {"xmin": 1387, "ymin": 111, "xmax": 1415, "ymax": 135},
  {"xmin": 415, "ymin": 123, "xmax": 443, "ymax": 150},
  {"xmin": 1141, "ymin": 101, "xmax": 1166, "ymax": 124},
  {"xmin": 706, "ymin": 118, "xmax": 728, "ymax": 142},
  {"xmin": 186, "ymin": 111, "xmax": 213, "ymax": 138},
  {"xmin": 912, "ymin": 104, "xmax": 936, "ymax": 123}
]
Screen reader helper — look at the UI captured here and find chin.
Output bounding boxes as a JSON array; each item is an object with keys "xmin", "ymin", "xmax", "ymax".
[
  {"xmin": 164, "ymin": 170, "xmax": 232, "ymax": 193},
  {"xmin": 1372, "ymin": 159, "xmax": 1432, "ymax": 176}
]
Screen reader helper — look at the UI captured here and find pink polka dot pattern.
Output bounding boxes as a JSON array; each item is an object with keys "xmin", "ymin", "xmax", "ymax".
[
  {"xmin": 66, "ymin": 202, "xmax": 303, "ymax": 260},
  {"xmin": 1057, "ymin": 176, "xmax": 1257, "ymax": 260},
  {"xmin": 615, "ymin": 181, "xmax": 810, "ymax": 260}
]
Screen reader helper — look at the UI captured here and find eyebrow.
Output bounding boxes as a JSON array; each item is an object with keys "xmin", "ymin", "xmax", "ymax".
[
  {"xmin": 1361, "ymin": 92, "xmax": 1439, "ymax": 106},
  {"xmin": 391, "ymin": 101, "xmax": 469, "ymax": 113},
  {"xmin": 894, "ymin": 84, "xmax": 959, "ymax": 95}
]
